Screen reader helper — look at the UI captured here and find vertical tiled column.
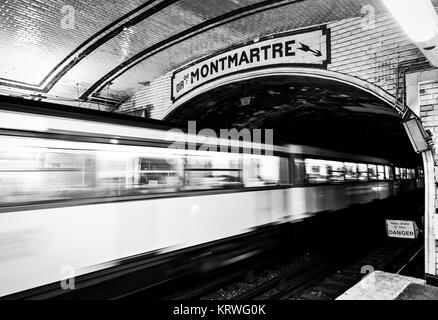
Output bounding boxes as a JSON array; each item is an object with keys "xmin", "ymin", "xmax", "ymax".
[{"xmin": 419, "ymin": 80, "xmax": 438, "ymax": 279}]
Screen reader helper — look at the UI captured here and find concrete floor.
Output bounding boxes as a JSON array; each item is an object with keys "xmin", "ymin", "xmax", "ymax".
[{"xmin": 336, "ymin": 271, "xmax": 434, "ymax": 300}]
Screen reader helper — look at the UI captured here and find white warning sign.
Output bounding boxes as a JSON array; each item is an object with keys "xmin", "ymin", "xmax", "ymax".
[{"xmin": 385, "ymin": 220, "xmax": 419, "ymax": 239}]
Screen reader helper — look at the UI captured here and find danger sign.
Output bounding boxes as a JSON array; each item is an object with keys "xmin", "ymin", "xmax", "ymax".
[{"xmin": 386, "ymin": 220, "xmax": 419, "ymax": 239}]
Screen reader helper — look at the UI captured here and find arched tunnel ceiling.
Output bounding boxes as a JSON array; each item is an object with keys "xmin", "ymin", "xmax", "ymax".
[
  {"xmin": 165, "ymin": 75, "xmax": 421, "ymax": 166},
  {"xmin": 0, "ymin": 0, "xmax": 409, "ymax": 105},
  {"xmin": 0, "ymin": 0, "xmax": 424, "ymax": 165}
]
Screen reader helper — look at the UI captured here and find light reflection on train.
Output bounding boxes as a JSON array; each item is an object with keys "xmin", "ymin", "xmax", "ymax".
[{"xmin": 0, "ymin": 106, "xmax": 423, "ymax": 297}]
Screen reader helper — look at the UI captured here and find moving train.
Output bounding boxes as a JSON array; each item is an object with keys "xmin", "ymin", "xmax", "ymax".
[{"xmin": 0, "ymin": 96, "xmax": 422, "ymax": 298}]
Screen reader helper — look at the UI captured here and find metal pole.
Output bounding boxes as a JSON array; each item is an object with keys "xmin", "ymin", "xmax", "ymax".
[{"xmin": 422, "ymin": 150, "xmax": 437, "ymax": 276}]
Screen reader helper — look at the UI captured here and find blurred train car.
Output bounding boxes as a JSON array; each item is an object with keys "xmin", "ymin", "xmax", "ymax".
[{"xmin": 0, "ymin": 96, "xmax": 422, "ymax": 298}]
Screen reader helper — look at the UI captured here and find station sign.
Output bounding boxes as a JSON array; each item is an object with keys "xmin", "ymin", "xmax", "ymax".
[
  {"xmin": 171, "ymin": 26, "xmax": 331, "ymax": 101},
  {"xmin": 385, "ymin": 220, "xmax": 419, "ymax": 239}
]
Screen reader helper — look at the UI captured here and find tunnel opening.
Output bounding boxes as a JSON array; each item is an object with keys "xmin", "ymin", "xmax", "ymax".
[
  {"xmin": 166, "ymin": 74, "xmax": 422, "ymax": 166},
  {"xmin": 165, "ymin": 73, "xmax": 426, "ymax": 275}
]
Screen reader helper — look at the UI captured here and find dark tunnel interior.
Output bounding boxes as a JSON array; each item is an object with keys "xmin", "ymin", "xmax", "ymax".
[{"xmin": 166, "ymin": 75, "xmax": 422, "ymax": 166}]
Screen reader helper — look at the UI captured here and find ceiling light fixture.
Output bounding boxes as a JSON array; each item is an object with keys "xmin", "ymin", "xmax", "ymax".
[
  {"xmin": 383, "ymin": 0, "xmax": 438, "ymax": 66},
  {"xmin": 240, "ymin": 96, "xmax": 252, "ymax": 106},
  {"xmin": 241, "ymin": 84, "xmax": 252, "ymax": 106}
]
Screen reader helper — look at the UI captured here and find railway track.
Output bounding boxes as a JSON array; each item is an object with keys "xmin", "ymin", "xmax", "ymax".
[
  {"xmin": 232, "ymin": 253, "xmax": 341, "ymax": 300},
  {"xmin": 271, "ymin": 238, "xmax": 422, "ymax": 300},
  {"xmin": 165, "ymin": 247, "xmax": 349, "ymax": 300},
  {"xmin": 163, "ymin": 247, "xmax": 317, "ymax": 300},
  {"xmin": 166, "ymin": 237, "xmax": 423, "ymax": 301}
]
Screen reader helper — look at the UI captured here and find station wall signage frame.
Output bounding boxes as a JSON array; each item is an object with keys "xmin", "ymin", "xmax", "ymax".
[{"xmin": 171, "ymin": 25, "xmax": 331, "ymax": 102}]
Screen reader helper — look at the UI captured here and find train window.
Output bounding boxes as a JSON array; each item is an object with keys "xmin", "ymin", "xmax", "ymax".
[
  {"xmin": 327, "ymin": 161, "xmax": 345, "ymax": 183},
  {"xmin": 377, "ymin": 165, "xmax": 385, "ymax": 181},
  {"xmin": 258, "ymin": 156, "xmax": 282, "ymax": 185},
  {"xmin": 385, "ymin": 166, "xmax": 394, "ymax": 180},
  {"xmin": 395, "ymin": 167, "xmax": 401, "ymax": 180},
  {"xmin": 0, "ymin": 135, "xmax": 302, "ymax": 207},
  {"xmin": 345, "ymin": 162, "xmax": 358, "ymax": 181},
  {"xmin": 305, "ymin": 159, "xmax": 328, "ymax": 184},
  {"xmin": 357, "ymin": 163, "xmax": 368, "ymax": 181},
  {"xmin": 243, "ymin": 155, "xmax": 282, "ymax": 187},
  {"xmin": 93, "ymin": 151, "xmax": 185, "ymax": 197},
  {"xmin": 184, "ymin": 154, "xmax": 242, "ymax": 190},
  {"xmin": 279, "ymin": 157, "xmax": 290, "ymax": 185},
  {"xmin": 0, "ymin": 136, "xmax": 242, "ymax": 205},
  {"xmin": 293, "ymin": 158, "xmax": 307, "ymax": 185},
  {"xmin": 368, "ymin": 164, "xmax": 378, "ymax": 181},
  {"xmin": 138, "ymin": 156, "xmax": 183, "ymax": 191},
  {"xmin": 242, "ymin": 157, "xmax": 260, "ymax": 187},
  {"xmin": 95, "ymin": 152, "xmax": 135, "ymax": 196},
  {"xmin": 0, "ymin": 147, "xmax": 89, "ymax": 204},
  {"xmin": 402, "ymin": 168, "xmax": 407, "ymax": 180}
]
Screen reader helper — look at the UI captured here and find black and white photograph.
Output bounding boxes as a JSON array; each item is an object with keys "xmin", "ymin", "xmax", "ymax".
[{"xmin": 0, "ymin": 0, "xmax": 437, "ymax": 309}]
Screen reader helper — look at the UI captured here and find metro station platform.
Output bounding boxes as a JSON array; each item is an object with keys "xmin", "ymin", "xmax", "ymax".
[{"xmin": 337, "ymin": 271, "xmax": 438, "ymax": 300}]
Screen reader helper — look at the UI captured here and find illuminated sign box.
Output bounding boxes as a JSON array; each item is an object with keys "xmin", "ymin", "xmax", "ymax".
[
  {"xmin": 403, "ymin": 117, "xmax": 430, "ymax": 153},
  {"xmin": 171, "ymin": 26, "xmax": 331, "ymax": 102}
]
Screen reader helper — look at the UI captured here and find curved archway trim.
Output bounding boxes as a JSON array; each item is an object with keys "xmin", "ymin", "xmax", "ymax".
[{"xmin": 164, "ymin": 67, "xmax": 403, "ymax": 119}]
